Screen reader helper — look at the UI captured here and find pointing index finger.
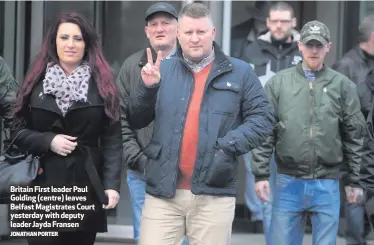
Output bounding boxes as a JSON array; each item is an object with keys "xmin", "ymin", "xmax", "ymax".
[{"xmin": 147, "ymin": 48, "xmax": 154, "ymax": 66}]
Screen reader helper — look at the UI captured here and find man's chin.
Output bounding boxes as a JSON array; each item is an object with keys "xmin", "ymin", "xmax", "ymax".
[
  {"xmin": 187, "ymin": 53, "xmax": 204, "ymax": 62},
  {"xmin": 308, "ymin": 64, "xmax": 322, "ymax": 71},
  {"xmin": 153, "ymin": 42, "xmax": 171, "ymax": 51},
  {"xmin": 273, "ymin": 35, "xmax": 286, "ymax": 41}
]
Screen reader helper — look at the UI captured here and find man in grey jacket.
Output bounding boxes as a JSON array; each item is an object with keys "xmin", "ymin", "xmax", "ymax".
[{"xmin": 115, "ymin": 2, "xmax": 184, "ymax": 244}]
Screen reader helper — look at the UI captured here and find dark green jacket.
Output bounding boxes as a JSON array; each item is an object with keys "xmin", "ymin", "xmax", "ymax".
[
  {"xmin": 252, "ymin": 62, "xmax": 366, "ymax": 186},
  {"xmin": 0, "ymin": 56, "xmax": 18, "ymax": 151}
]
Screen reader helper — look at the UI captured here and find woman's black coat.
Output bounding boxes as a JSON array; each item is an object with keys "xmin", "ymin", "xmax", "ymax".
[{"xmin": 12, "ymin": 78, "xmax": 122, "ymax": 232}]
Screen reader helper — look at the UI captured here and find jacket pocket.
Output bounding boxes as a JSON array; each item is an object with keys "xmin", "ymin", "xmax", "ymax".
[
  {"xmin": 143, "ymin": 142, "xmax": 162, "ymax": 187},
  {"xmin": 212, "ymin": 81, "xmax": 241, "ymax": 92},
  {"xmin": 204, "ymin": 149, "xmax": 236, "ymax": 187},
  {"xmin": 211, "ymin": 81, "xmax": 240, "ymax": 115}
]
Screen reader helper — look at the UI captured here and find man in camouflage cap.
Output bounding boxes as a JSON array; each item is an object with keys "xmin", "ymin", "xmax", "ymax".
[
  {"xmin": 252, "ymin": 20, "xmax": 365, "ymax": 244},
  {"xmin": 298, "ymin": 20, "xmax": 331, "ymax": 71},
  {"xmin": 300, "ymin": 20, "xmax": 330, "ymax": 45}
]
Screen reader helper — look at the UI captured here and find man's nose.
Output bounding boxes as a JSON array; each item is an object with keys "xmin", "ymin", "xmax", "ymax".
[
  {"xmin": 311, "ymin": 46, "xmax": 319, "ymax": 53},
  {"xmin": 155, "ymin": 24, "xmax": 164, "ymax": 32},
  {"xmin": 190, "ymin": 33, "xmax": 199, "ymax": 42}
]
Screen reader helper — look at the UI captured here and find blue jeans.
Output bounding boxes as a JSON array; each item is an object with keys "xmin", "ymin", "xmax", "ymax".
[
  {"xmin": 127, "ymin": 169, "xmax": 146, "ymax": 244},
  {"xmin": 244, "ymin": 152, "xmax": 276, "ymax": 240},
  {"xmin": 345, "ymin": 202, "xmax": 365, "ymax": 245},
  {"xmin": 127, "ymin": 169, "xmax": 189, "ymax": 245},
  {"xmin": 271, "ymin": 173, "xmax": 340, "ymax": 245}
]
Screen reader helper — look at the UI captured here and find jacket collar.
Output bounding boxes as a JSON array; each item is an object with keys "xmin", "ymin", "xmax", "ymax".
[
  {"xmin": 354, "ymin": 45, "xmax": 374, "ymax": 69},
  {"xmin": 355, "ymin": 45, "xmax": 368, "ymax": 62},
  {"xmin": 257, "ymin": 31, "xmax": 300, "ymax": 56},
  {"xmin": 295, "ymin": 61, "xmax": 330, "ymax": 81},
  {"xmin": 258, "ymin": 30, "xmax": 300, "ymax": 43}
]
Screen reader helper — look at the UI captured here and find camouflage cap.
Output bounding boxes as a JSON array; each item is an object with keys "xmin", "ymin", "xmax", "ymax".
[{"xmin": 300, "ymin": 20, "xmax": 330, "ymax": 45}]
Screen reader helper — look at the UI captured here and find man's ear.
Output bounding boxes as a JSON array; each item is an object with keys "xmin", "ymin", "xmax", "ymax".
[
  {"xmin": 292, "ymin": 17, "xmax": 296, "ymax": 28},
  {"xmin": 145, "ymin": 25, "xmax": 149, "ymax": 39},
  {"xmin": 297, "ymin": 41, "xmax": 303, "ymax": 52},
  {"xmin": 326, "ymin": 42, "xmax": 333, "ymax": 52}
]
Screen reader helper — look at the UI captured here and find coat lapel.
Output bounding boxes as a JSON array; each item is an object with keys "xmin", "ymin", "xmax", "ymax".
[
  {"xmin": 30, "ymin": 79, "xmax": 104, "ymax": 117},
  {"xmin": 30, "ymin": 80, "xmax": 63, "ymax": 116}
]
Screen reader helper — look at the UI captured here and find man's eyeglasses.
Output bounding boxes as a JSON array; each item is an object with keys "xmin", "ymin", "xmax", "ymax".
[{"xmin": 268, "ymin": 19, "xmax": 292, "ymax": 24}]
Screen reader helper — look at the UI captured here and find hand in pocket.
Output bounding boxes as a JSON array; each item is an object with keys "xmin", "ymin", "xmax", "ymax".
[{"xmin": 205, "ymin": 149, "xmax": 236, "ymax": 187}]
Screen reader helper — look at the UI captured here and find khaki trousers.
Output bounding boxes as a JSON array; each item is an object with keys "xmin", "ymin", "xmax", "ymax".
[{"xmin": 139, "ymin": 189, "xmax": 235, "ymax": 245}]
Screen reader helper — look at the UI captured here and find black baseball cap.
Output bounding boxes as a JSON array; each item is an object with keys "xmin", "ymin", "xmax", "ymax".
[{"xmin": 145, "ymin": 2, "xmax": 178, "ymax": 21}]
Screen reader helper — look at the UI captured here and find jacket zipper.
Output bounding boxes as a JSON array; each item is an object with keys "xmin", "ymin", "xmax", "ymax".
[
  {"xmin": 189, "ymin": 69, "xmax": 220, "ymax": 191},
  {"xmin": 194, "ymin": 66, "xmax": 231, "ymax": 189},
  {"xmin": 276, "ymin": 45, "xmax": 283, "ymax": 71},
  {"xmin": 276, "ymin": 55, "xmax": 281, "ymax": 72},
  {"xmin": 309, "ymin": 82, "xmax": 314, "ymax": 178}
]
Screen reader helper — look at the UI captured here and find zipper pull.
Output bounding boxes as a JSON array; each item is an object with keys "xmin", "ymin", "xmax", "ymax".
[{"xmin": 309, "ymin": 82, "xmax": 313, "ymax": 89}]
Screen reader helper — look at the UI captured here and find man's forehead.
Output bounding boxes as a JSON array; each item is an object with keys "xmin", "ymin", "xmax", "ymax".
[
  {"xmin": 178, "ymin": 16, "xmax": 213, "ymax": 28},
  {"xmin": 269, "ymin": 10, "xmax": 292, "ymax": 18},
  {"xmin": 147, "ymin": 13, "xmax": 176, "ymax": 23}
]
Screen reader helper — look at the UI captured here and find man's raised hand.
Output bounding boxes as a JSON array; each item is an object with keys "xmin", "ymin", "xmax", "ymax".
[{"xmin": 141, "ymin": 48, "xmax": 162, "ymax": 86}]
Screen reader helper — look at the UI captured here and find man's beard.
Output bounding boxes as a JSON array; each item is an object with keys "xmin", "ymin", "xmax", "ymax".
[{"xmin": 271, "ymin": 31, "xmax": 293, "ymax": 48}]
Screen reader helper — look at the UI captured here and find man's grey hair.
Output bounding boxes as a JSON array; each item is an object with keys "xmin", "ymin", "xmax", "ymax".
[
  {"xmin": 358, "ymin": 15, "xmax": 374, "ymax": 43},
  {"xmin": 178, "ymin": 2, "xmax": 212, "ymax": 21},
  {"xmin": 268, "ymin": 1, "xmax": 295, "ymax": 18}
]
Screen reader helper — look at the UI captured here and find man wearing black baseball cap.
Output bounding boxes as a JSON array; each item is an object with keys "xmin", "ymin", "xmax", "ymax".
[
  {"xmin": 116, "ymin": 2, "xmax": 184, "ymax": 245},
  {"xmin": 145, "ymin": 2, "xmax": 178, "ymax": 21}
]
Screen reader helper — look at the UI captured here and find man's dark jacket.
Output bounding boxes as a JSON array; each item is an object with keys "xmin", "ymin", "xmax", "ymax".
[
  {"xmin": 333, "ymin": 46, "xmax": 374, "ymax": 85},
  {"xmin": 356, "ymin": 70, "xmax": 374, "ymax": 193},
  {"xmin": 332, "ymin": 46, "xmax": 374, "ymax": 181},
  {"xmin": 128, "ymin": 43, "xmax": 275, "ymax": 198},
  {"xmin": 240, "ymin": 30, "xmax": 302, "ymax": 86},
  {"xmin": 116, "ymin": 48, "xmax": 160, "ymax": 175}
]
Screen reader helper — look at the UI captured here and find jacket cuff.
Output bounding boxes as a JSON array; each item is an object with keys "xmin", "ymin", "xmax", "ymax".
[
  {"xmin": 140, "ymin": 79, "xmax": 160, "ymax": 91},
  {"xmin": 136, "ymin": 154, "xmax": 148, "ymax": 174},
  {"xmin": 104, "ymin": 181, "xmax": 121, "ymax": 194},
  {"xmin": 40, "ymin": 132, "xmax": 57, "ymax": 153},
  {"xmin": 347, "ymin": 182, "xmax": 361, "ymax": 188},
  {"xmin": 255, "ymin": 176, "xmax": 269, "ymax": 182},
  {"xmin": 137, "ymin": 80, "xmax": 160, "ymax": 105},
  {"xmin": 348, "ymin": 175, "xmax": 360, "ymax": 188}
]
